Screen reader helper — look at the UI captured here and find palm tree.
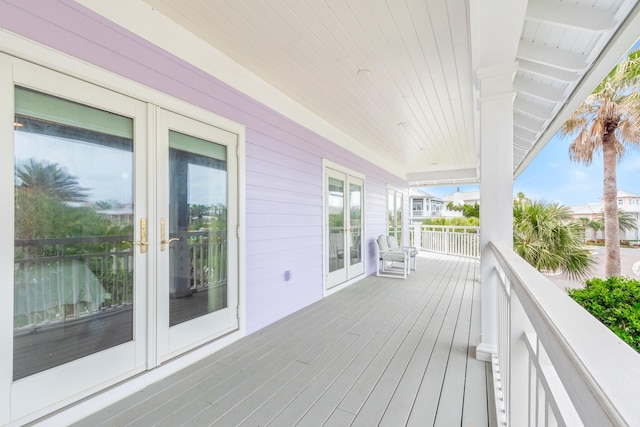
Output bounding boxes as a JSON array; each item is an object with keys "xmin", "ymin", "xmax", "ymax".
[
  {"xmin": 561, "ymin": 49, "xmax": 640, "ymax": 277},
  {"xmin": 514, "ymin": 199, "xmax": 594, "ymax": 280},
  {"xmin": 15, "ymin": 158, "xmax": 89, "ymax": 202},
  {"xmin": 577, "ymin": 216, "xmax": 602, "ymax": 242}
]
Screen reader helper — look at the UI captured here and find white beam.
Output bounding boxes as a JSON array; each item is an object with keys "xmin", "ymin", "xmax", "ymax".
[
  {"xmin": 407, "ymin": 168, "xmax": 477, "ymax": 184},
  {"xmin": 514, "ymin": 78, "xmax": 566, "ymax": 103},
  {"xmin": 514, "ymin": 126, "xmax": 537, "ymax": 140},
  {"xmin": 514, "ymin": 114, "xmax": 545, "ymax": 131},
  {"xmin": 526, "ymin": 0, "xmax": 617, "ymax": 32},
  {"xmin": 514, "ymin": 97, "xmax": 555, "ymax": 120},
  {"xmin": 514, "ymin": 136, "xmax": 533, "ymax": 149},
  {"xmin": 518, "ymin": 59, "xmax": 580, "ymax": 83},
  {"xmin": 518, "ymin": 43, "xmax": 590, "ymax": 72}
]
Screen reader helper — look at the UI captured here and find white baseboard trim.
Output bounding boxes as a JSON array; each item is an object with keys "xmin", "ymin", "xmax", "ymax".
[{"xmin": 476, "ymin": 342, "xmax": 497, "ymax": 362}]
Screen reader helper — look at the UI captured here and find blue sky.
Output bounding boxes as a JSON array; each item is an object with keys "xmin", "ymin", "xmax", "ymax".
[
  {"xmin": 513, "ymin": 134, "xmax": 640, "ymax": 205},
  {"xmin": 425, "ymin": 134, "xmax": 640, "ymax": 207}
]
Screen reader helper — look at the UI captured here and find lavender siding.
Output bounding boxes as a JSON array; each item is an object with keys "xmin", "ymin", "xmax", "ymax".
[{"xmin": 0, "ymin": 0, "xmax": 408, "ymax": 333}]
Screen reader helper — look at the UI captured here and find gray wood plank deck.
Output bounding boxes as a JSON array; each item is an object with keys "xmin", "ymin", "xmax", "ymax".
[{"xmin": 72, "ymin": 252, "xmax": 488, "ymax": 427}]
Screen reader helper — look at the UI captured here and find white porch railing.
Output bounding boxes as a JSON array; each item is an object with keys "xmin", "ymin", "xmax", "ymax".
[
  {"xmin": 411, "ymin": 224, "xmax": 480, "ymax": 258},
  {"xmin": 489, "ymin": 241, "xmax": 640, "ymax": 426}
]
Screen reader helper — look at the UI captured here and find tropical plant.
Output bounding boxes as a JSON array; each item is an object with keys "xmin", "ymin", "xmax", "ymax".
[
  {"xmin": 446, "ymin": 201, "xmax": 479, "ymax": 218},
  {"xmin": 595, "ymin": 209, "xmax": 638, "ymax": 234},
  {"xmin": 561, "ymin": 49, "xmax": 640, "ymax": 277},
  {"xmin": 513, "ymin": 198, "xmax": 594, "ymax": 280},
  {"xmin": 423, "ymin": 216, "xmax": 479, "ymax": 227},
  {"xmin": 577, "ymin": 216, "xmax": 604, "ymax": 242},
  {"xmin": 568, "ymin": 276, "xmax": 640, "ymax": 353}
]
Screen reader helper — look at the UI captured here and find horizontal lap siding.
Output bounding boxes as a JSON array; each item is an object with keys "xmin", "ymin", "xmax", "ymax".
[{"xmin": 0, "ymin": 0, "xmax": 407, "ymax": 333}]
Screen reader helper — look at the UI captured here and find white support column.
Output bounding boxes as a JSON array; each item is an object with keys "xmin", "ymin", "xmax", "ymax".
[{"xmin": 476, "ymin": 63, "xmax": 516, "ymax": 362}]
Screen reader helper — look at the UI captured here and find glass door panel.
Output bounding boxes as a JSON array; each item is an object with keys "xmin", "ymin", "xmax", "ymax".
[
  {"xmin": 328, "ymin": 176, "xmax": 345, "ymax": 274},
  {"xmin": 157, "ymin": 110, "xmax": 238, "ymax": 362},
  {"xmin": 13, "ymin": 87, "xmax": 136, "ymax": 379},
  {"xmin": 168, "ymin": 133, "xmax": 228, "ymax": 326},
  {"xmin": 387, "ymin": 188, "xmax": 404, "ymax": 244},
  {"xmin": 348, "ymin": 177, "xmax": 364, "ymax": 278}
]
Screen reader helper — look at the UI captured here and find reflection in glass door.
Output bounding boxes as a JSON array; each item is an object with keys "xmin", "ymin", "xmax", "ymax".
[
  {"xmin": 348, "ymin": 178, "xmax": 364, "ymax": 279},
  {"xmin": 167, "ymin": 132, "xmax": 228, "ymax": 326},
  {"xmin": 13, "ymin": 87, "xmax": 139, "ymax": 380},
  {"xmin": 327, "ymin": 175, "xmax": 345, "ymax": 279},
  {"xmin": 157, "ymin": 111, "xmax": 238, "ymax": 361},
  {"xmin": 326, "ymin": 167, "xmax": 364, "ymax": 289}
]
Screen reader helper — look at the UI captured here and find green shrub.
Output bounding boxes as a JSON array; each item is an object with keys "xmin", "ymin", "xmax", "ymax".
[
  {"xmin": 422, "ymin": 217, "xmax": 479, "ymax": 227},
  {"xmin": 567, "ymin": 277, "xmax": 640, "ymax": 353}
]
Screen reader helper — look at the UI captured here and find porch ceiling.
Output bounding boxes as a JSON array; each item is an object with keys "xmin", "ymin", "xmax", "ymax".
[{"xmin": 85, "ymin": 0, "xmax": 639, "ymax": 184}]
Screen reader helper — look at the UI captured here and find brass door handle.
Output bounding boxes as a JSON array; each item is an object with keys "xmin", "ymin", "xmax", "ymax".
[
  {"xmin": 122, "ymin": 219, "xmax": 149, "ymax": 253},
  {"xmin": 160, "ymin": 218, "xmax": 181, "ymax": 251}
]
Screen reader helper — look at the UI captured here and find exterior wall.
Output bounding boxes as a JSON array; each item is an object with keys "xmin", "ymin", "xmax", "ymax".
[{"xmin": 0, "ymin": 0, "xmax": 407, "ymax": 335}]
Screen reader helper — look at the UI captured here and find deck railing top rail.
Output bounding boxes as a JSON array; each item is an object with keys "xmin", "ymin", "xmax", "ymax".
[
  {"xmin": 490, "ymin": 241, "xmax": 640, "ymax": 426},
  {"xmin": 421, "ymin": 225, "xmax": 479, "ymax": 232}
]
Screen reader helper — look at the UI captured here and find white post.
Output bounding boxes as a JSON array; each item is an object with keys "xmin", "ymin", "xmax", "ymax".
[
  {"xmin": 444, "ymin": 227, "xmax": 450, "ymax": 254},
  {"xmin": 476, "ymin": 63, "xmax": 516, "ymax": 362},
  {"xmin": 412, "ymin": 224, "xmax": 422, "ymax": 249}
]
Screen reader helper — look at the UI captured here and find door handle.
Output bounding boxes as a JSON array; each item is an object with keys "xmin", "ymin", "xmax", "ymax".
[
  {"xmin": 160, "ymin": 218, "xmax": 181, "ymax": 251},
  {"xmin": 122, "ymin": 218, "xmax": 149, "ymax": 253}
]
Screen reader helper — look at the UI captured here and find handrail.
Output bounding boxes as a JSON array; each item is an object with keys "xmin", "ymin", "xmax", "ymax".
[{"xmin": 490, "ymin": 241, "xmax": 640, "ymax": 426}]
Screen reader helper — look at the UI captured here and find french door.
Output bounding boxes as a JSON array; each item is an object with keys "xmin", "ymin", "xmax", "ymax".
[
  {"xmin": 5, "ymin": 60, "xmax": 239, "ymax": 422},
  {"xmin": 325, "ymin": 167, "xmax": 365, "ymax": 289},
  {"xmin": 155, "ymin": 109, "xmax": 238, "ymax": 362},
  {"xmin": 9, "ymin": 65, "xmax": 149, "ymax": 420}
]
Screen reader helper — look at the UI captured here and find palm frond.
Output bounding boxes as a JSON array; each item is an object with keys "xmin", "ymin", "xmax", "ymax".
[
  {"xmin": 513, "ymin": 198, "xmax": 595, "ymax": 280},
  {"xmin": 569, "ymin": 128, "xmax": 597, "ymax": 165},
  {"xmin": 595, "ymin": 209, "xmax": 638, "ymax": 232}
]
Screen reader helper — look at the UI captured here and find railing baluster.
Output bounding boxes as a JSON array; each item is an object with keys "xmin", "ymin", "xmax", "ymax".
[{"xmin": 417, "ymin": 225, "xmax": 480, "ymax": 259}]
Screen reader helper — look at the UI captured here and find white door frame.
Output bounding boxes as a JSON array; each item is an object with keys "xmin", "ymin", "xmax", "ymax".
[{"xmin": 322, "ymin": 160, "xmax": 365, "ymax": 293}]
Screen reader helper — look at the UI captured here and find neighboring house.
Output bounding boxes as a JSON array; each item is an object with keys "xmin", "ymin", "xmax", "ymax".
[
  {"xmin": 441, "ymin": 187, "xmax": 481, "ymax": 207},
  {"xmin": 1, "ymin": 1, "xmax": 639, "ymax": 426},
  {"xmin": 409, "ymin": 188, "xmax": 444, "ymax": 223},
  {"xmin": 95, "ymin": 207, "xmax": 135, "ymax": 227},
  {"xmin": 570, "ymin": 190, "xmax": 640, "ymax": 242}
]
